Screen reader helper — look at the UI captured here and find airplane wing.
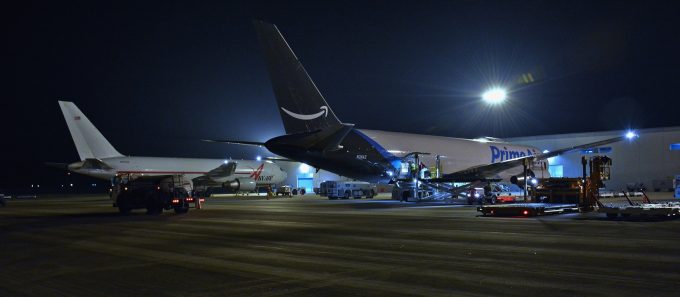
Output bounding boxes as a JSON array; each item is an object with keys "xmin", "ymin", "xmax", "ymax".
[
  {"xmin": 192, "ymin": 162, "xmax": 238, "ymax": 185},
  {"xmin": 430, "ymin": 135, "xmax": 628, "ymax": 183}
]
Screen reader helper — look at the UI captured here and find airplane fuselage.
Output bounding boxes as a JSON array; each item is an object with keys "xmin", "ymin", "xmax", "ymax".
[
  {"xmin": 68, "ymin": 156, "xmax": 287, "ymax": 185},
  {"xmin": 265, "ymin": 128, "xmax": 547, "ymax": 184}
]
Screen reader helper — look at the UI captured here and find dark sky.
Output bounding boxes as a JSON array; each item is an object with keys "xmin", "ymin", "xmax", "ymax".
[{"xmin": 3, "ymin": 0, "xmax": 680, "ymax": 190}]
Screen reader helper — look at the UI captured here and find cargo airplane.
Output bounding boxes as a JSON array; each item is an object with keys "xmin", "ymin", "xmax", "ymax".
[
  {"xmin": 210, "ymin": 21, "xmax": 635, "ymax": 194},
  {"xmin": 53, "ymin": 101, "xmax": 287, "ymax": 193}
]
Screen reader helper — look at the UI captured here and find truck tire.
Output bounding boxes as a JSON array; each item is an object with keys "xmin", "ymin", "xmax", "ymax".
[
  {"xmin": 117, "ymin": 194, "xmax": 131, "ymax": 214},
  {"xmin": 367, "ymin": 190, "xmax": 375, "ymax": 199},
  {"xmin": 145, "ymin": 192, "xmax": 163, "ymax": 215},
  {"xmin": 343, "ymin": 191, "xmax": 350, "ymax": 199},
  {"xmin": 488, "ymin": 195, "xmax": 497, "ymax": 204}
]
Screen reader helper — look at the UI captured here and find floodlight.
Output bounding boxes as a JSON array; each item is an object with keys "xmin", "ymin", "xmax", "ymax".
[{"xmin": 482, "ymin": 87, "xmax": 507, "ymax": 104}]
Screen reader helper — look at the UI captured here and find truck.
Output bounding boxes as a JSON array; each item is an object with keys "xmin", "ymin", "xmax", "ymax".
[
  {"xmin": 322, "ymin": 181, "xmax": 376, "ymax": 199},
  {"xmin": 275, "ymin": 185, "xmax": 293, "ymax": 197},
  {"xmin": 465, "ymin": 185, "xmax": 509, "ymax": 204},
  {"xmin": 110, "ymin": 174, "xmax": 195, "ymax": 214}
]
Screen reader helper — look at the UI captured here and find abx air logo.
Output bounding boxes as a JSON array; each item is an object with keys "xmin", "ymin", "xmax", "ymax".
[
  {"xmin": 249, "ymin": 163, "xmax": 264, "ymax": 181},
  {"xmin": 249, "ymin": 163, "xmax": 274, "ymax": 182},
  {"xmin": 281, "ymin": 106, "xmax": 328, "ymax": 120}
]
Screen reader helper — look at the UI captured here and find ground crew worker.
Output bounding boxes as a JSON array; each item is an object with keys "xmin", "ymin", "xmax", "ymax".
[{"xmin": 409, "ymin": 161, "xmax": 417, "ymax": 178}]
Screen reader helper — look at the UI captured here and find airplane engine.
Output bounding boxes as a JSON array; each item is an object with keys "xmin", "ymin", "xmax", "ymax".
[
  {"xmin": 223, "ymin": 178, "xmax": 257, "ymax": 192},
  {"xmin": 509, "ymin": 169, "xmax": 536, "ymax": 186}
]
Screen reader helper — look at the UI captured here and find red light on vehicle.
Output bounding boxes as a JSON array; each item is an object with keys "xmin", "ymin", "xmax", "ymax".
[
  {"xmin": 172, "ymin": 199, "xmax": 180, "ymax": 204},
  {"xmin": 490, "ymin": 210, "xmax": 494, "ymax": 215},
  {"xmin": 199, "ymin": 198, "xmax": 205, "ymax": 202},
  {"xmin": 157, "ymin": 186, "xmax": 160, "ymax": 190},
  {"xmin": 186, "ymin": 198, "xmax": 194, "ymax": 202},
  {"xmin": 523, "ymin": 210, "xmax": 529, "ymax": 216}
]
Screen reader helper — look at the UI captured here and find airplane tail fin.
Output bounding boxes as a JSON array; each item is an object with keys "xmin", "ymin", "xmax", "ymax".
[
  {"xmin": 253, "ymin": 20, "xmax": 342, "ymax": 135},
  {"xmin": 58, "ymin": 101, "xmax": 123, "ymax": 160}
]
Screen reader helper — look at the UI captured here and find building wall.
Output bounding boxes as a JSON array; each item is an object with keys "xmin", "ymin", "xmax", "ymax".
[
  {"xmin": 277, "ymin": 161, "xmax": 349, "ymax": 192},
  {"xmin": 507, "ymin": 127, "xmax": 680, "ymax": 191}
]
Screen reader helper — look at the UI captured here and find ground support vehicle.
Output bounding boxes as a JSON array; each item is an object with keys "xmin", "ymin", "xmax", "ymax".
[
  {"xmin": 598, "ymin": 192, "xmax": 680, "ymax": 219},
  {"xmin": 111, "ymin": 175, "xmax": 194, "ymax": 215},
  {"xmin": 275, "ymin": 185, "xmax": 293, "ymax": 197},
  {"xmin": 478, "ymin": 203, "xmax": 579, "ymax": 217},
  {"xmin": 598, "ymin": 203, "xmax": 680, "ymax": 219},
  {"xmin": 325, "ymin": 181, "xmax": 376, "ymax": 200},
  {"xmin": 465, "ymin": 186, "xmax": 507, "ymax": 205}
]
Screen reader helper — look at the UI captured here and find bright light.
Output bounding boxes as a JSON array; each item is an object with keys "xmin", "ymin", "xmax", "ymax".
[
  {"xmin": 625, "ymin": 131, "xmax": 638, "ymax": 140},
  {"xmin": 542, "ymin": 149, "xmax": 550, "ymax": 154},
  {"xmin": 482, "ymin": 87, "xmax": 507, "ymax": 104},
  {"xmin": 299, "ymin": 163, "xmax": 310, "ymax": 173},
  {"xmin": 256, "ymin": 156, "xmax": 262, "ymax": 162},
  {"xmin": 223, "ymin": 160, "xmax": 229, "ymax": 164},
  {"xmin": 531, "ymin": 178, "xmax": 538, "ymax": 185}
]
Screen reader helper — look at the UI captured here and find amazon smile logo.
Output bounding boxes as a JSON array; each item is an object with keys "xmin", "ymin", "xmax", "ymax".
[{"xmin": 281, "ymin": 106, "xmax": 328, "ymax": 120}]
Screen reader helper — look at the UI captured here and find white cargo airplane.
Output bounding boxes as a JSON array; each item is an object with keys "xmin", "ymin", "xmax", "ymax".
[
  {"xmin": 54, "ymin": 101, "xmax": 287, "ymax": 192},
  {"xmin": 210, "ymin": 21, "xmax": 636, "ymax": 194}
]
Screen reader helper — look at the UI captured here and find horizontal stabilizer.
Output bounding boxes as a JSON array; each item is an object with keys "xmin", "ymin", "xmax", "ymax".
[
  {"xmin": 67, "ymin": 158, "xmax": 113, "ymax": 171},
  {"xmin": 307, "ymin": 124, "xmax": 355, "ymax": 151},
  {"xmin": 202, "ymin": 139, "xmax": 265, "ymax": 147}
]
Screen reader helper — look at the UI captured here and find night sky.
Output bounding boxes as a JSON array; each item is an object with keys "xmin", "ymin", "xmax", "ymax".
[{"xmin": 3, "ymin": 1, "xmax": 680, "ymax": 191}]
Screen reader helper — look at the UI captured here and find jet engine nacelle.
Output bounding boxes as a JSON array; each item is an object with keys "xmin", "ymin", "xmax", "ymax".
[
  {"xmin": 509, "ymin": 169, "xmax": 536, "ymax": 186},
  {"xmin": 223, "ymin": 178, "xmax": 257, "ymax": 192}
]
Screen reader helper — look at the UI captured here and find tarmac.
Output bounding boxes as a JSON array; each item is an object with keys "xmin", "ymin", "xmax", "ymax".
[{"xmin": 1, "ymin": 193, "xmax": 679, "ymax": 297}]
